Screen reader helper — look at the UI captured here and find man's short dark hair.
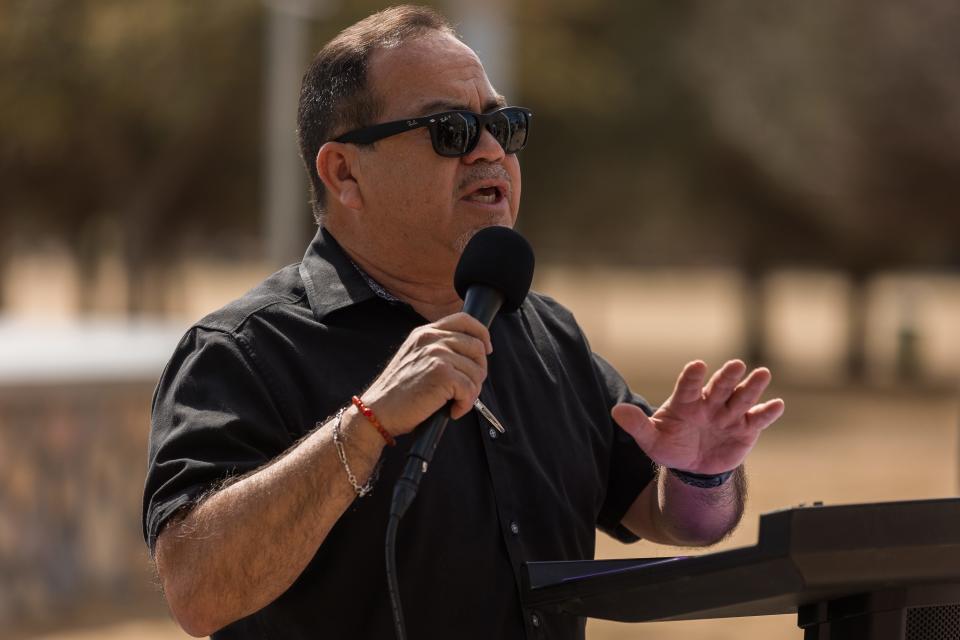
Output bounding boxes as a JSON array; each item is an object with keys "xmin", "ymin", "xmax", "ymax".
[{"xmin": 296, "ymin": 5, "xmax": 456, "ymax": 224}]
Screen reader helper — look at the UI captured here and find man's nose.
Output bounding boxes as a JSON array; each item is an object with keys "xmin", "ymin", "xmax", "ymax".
[{"xmin": 462, "ymin": 126, "xmax": 506, "ymax": 164}]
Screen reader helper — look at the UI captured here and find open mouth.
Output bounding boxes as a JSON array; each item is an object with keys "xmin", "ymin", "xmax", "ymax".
[{"xmin": 463, "ymin": 185, "xmax": 505, "ymax": 205}]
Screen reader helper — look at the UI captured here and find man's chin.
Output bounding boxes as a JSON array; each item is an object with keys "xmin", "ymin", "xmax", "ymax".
[{"xmin": 452, "ymin": 216, "xmax": 516, "ymax": 254}]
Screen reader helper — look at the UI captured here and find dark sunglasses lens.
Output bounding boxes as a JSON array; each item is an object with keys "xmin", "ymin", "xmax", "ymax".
[
  {"xmin": 486, "ymin": 114, "xmax": 506, "ymax": 148},
  {"xmin": 501, "ymin": 109, "xmax": 529, "ymax": 153},
  {"xmin": 433, "ymin": 112, "xmax": 477, "ymax": 156},
  {"xmin": 431, "ymin": 109, "xmax": 529, "ymax": 157}
]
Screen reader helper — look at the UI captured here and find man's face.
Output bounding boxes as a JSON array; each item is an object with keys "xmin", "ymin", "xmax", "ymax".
[{"xmin": 354, "ymin": 31, "xmax": 522, "ymax": 266}]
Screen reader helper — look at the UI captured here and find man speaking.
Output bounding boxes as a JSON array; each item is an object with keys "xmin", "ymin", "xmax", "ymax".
[{"xmin": 142, "ymin": 5, "xmax": 785, "ymax": 638}]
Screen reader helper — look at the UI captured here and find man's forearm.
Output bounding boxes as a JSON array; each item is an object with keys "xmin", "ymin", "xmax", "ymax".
[
  {"xmin": 622, "ymin": 466, "xmax": 746, "ymax": 547},
  {"xmin": 155, "ymin": 406, "xmax": 385, "ymax": 637}
]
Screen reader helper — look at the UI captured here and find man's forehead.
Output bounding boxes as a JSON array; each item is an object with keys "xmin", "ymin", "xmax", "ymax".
[
  {"xmin": 410, "ymin": 94, "xmax": 507, "ymax": 116},
  {"xmin": 367, "ymin": 32, "xmax": 505, "ymax": 117}
]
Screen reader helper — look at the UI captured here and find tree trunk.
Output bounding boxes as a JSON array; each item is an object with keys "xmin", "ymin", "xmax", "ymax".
[
  {"xmin": 743, "ymin": 265, "xmax": 768, "ymax": 367},
  {"xmin": 846, "ymin": 270, "xmax": 869, "ymax": 383}
]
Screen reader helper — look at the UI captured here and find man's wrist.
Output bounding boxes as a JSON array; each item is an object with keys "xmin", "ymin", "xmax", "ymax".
[
  {"xmin": 351, "ymin": 395, "xmax": 397, "ymax": 446},
  {"xmin": 338, "ymin": 405, "xmax": 389, "ymax": 456},
  {"xmin": 667, "ymin": 467, "xmax": 736, "ymax": 489}
]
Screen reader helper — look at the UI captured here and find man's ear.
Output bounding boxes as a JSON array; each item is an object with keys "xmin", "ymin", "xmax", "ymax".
[{"xmin": 315, "ymin": 142, "xmax": 363, "ymax": 211}]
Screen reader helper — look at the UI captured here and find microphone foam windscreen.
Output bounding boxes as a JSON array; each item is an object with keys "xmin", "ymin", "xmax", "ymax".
[{"xmin": 454, "ymin": 226, "xmax": 535, "ymax": 313}]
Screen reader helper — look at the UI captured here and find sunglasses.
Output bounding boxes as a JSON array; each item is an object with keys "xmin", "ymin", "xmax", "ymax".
[{"xmin": 334, "ymin": 106, "xmax": 532, "ymax": 158}]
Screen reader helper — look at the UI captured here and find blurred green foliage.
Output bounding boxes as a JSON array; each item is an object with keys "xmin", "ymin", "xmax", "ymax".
[{"xmin": 1, "ymin": 0, "xmax": 958, "ymax": 311}]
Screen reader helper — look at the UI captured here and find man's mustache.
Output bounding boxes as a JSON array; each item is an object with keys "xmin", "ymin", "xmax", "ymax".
[{"xmin": 457, "ymin": 163, "xmax": 512, "ymax": 195}]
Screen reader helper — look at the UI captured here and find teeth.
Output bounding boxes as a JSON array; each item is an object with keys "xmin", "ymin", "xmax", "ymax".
[
  {"xmin": 468, "ymin": 192, "xmax": 496, "ymax": 204},
  {"xmin": 466, "ymin": 187, "xmax": 498, "ymax": 204}
]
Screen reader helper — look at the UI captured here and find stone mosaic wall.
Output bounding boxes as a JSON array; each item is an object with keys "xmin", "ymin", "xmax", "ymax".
[{"xmin": 0, "ymin": 382, "xmax": 163, "ymax": 631}]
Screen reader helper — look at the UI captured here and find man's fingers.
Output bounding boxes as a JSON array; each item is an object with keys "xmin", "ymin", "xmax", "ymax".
[
  {"xmin": 724, "ymin": 368, "xmax": 772, "ymax": 418},
  {"xmin": 437, "ymin": 352, "xmax": 487, "ymax": 419},
  {"xmin": 436, "ymin": 350, "xmax": 486, "ymax": 389},
  {"xmin": 745, "ymin": 398, "xmax": 785, "ymax": 431},
  {"xmin": 671, "ymin": 360, "xmax": 708, "ymax": 404},
  {"xmin": 703, "ymin": 360, "xmax": 747, "ymax": 407},
  {"xmin": 611, "ymin": 403, "xmax": 656, "ymax": 451},
  {"xmin": 448, "ymin": 367, "xmax": 483, "ymax": 419},
  {"xmin": 433, "ymin": 332, "xmax": 489, "ymax": 366},
  {"xmin": 431, "ymin": 312, "xmax": 493, "ymax": 353}
]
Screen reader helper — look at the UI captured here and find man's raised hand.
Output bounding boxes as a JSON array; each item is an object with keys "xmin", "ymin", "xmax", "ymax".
[{"xmin": 611, "ymin": 360, "xmax": 784, "ymax": 475}]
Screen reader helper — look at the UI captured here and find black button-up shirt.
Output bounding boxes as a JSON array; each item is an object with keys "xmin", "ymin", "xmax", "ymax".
[{"xmin": 143, "ymin": 228, "xmax": 655, "ymax": 639}]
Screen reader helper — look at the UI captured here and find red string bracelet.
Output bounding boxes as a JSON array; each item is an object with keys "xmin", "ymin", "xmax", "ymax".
[{"xmin": 351, "ymin": 396, "xmax": 396, "ymax": 447}]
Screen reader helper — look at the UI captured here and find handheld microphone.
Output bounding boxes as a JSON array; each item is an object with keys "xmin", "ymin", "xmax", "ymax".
[
  {"xmin": 386, "ymin": 226, "xmax": 534, "ymax": 640},
  {"xmin": 389, "ymin": 225, "xmax": 535, "ymax": 520}
]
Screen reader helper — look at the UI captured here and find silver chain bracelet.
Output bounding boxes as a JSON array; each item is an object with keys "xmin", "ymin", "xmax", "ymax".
[{"xmin": 332, "ymin": 406, "xmax": 380, "ymax": 497}]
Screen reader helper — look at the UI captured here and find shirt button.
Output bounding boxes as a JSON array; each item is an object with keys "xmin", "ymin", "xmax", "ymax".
[
  {"xmin": 488, "ymin": 427, "xmax": 498, "ymax": 439},
  {"xmin": 510, "ymin": 521, "xmax": 519, "ymax": 535},
  {"xmin": 531, "ymin": 612, "xmax": 541, "ymax": 628}
]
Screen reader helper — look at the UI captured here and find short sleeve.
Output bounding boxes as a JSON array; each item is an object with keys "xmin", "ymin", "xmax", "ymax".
[
  {"xmin": 593, "ymin": 353, "xmax": 657, "ymax": 543},
  {"xmin": 142, "ymin": 327, "xmax": 294, "ymax": 554}
]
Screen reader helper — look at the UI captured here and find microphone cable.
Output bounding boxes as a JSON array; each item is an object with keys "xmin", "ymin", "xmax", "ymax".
[
  {"xmin": 386, "ymin": 511, "xmax": 406, "ymax": 640},
  {"xmin": 386, "ymin": 403, "xmax": 452, "ymax": 640}
]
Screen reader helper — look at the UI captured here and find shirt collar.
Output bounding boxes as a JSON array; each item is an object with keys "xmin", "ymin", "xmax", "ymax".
[
  {"xmin": 298, "ymin": 227, "xmax": 383, "ymax": 322},
  {"xmin": 349, "ymin": 257, "xmax": 402, "ymax": 304}
]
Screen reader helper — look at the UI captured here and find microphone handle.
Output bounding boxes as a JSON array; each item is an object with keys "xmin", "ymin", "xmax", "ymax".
[
  {"xmin": 391, "ymin": 406, "xmax": 450, "ymax": 519},
  {"xmin": 461, "ymin": 284, "xmax": 503, "ymax": 327},
  {"xmin": 389, "ymin": 284, "xmax": 505, "ymax": 519}
]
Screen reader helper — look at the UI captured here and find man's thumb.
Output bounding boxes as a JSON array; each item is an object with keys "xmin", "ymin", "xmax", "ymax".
[{"xmin": 611, "ymin": 403, "xmax": 655, "ymax": 451}]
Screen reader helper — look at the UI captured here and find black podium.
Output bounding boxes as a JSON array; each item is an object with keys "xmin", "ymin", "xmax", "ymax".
[{"xmin": 522, "ymin": 498, "xmax": 960, "ymax": 639}]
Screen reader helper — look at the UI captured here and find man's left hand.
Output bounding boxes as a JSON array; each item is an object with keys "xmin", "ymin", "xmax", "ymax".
[{"xmin": 612, "ymin": 360, "xmax": 784, "ymax": 475}]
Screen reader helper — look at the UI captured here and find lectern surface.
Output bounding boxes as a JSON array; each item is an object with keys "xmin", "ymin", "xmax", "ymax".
[{"xmin": 522, "ymin": 498, "xmax": 960, "ymax": 623}]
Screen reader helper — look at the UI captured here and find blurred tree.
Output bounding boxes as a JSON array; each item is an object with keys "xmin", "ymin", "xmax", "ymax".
[
  {"xmin": 682, "ymin": 0, "xmax": 960, "ymax": 271},
  {"xmin": 681, "ymin": 0, "xmax": 960, "ymax": 375},
  {"xmin": 0, "ymin": 0, "xmax": 266, "ymax": 312},
  {"xmin": 515, "ymin": 0, "xmax": 960, "ymax": 266},
  {"xmin": 513, "ymin": 0, "xmax": 960, "ymax": 377},
  {"xmin": 0, "ymin": 0, "xmax": 957, "ymax": 364}
]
